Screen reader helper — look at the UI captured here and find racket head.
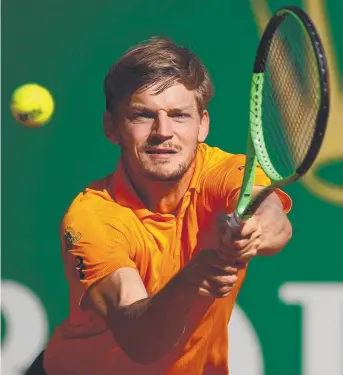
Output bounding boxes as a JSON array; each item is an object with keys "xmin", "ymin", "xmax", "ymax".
[
  {"xmin": 253, "ymin": 6, "xmax": 329, "ymax": 180},
  {"xmin": 239, "ymin": 6, "xmax": 330, "ymax": 219}
]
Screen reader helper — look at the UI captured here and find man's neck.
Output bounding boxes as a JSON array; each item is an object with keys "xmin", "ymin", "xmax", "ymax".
[{"xmin": 126, "ymin": 163, "xmax": 195, "ymax": 215}]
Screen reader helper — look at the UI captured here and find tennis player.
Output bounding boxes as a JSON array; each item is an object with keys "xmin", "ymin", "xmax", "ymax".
[{"xmin": 42, "ymin": 37, "xmax": 292, "ymax": 375}]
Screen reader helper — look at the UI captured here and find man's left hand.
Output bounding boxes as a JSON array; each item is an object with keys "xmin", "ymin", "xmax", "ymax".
[{"xmin": 217, "ymin": 192, "xmax": 292, "ymax": 265}]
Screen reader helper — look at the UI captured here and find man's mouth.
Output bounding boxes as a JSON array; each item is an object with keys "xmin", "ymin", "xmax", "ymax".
[
  {"xmin": 145, "ymin": 148, "xmax": 178, "ymax": 154},
  {"xmin": 144, "ymin": 148, "xmax": 179, "ymax": 159}
]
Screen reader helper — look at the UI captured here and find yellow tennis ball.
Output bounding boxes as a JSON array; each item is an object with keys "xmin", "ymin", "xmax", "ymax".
[{"xmin": 10, "ymin": 83, "xmax": 54, "ymax": 127}]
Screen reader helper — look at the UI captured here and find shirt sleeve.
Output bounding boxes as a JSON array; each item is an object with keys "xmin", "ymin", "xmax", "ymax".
[
  {"xmin": 61, "ymin": 204, "xmax": 137, "ymax": 291},
  {"xmin": 201, "ymin": 153, "xmax": 292, "ymax": 214}
]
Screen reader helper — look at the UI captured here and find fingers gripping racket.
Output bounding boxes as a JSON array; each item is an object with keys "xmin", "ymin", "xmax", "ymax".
[{"xmin": 226, "ymin": 6, "xmax": 330, "ymax": 229}]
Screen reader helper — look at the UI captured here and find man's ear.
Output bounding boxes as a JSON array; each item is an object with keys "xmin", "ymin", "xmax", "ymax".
[
  {"xmin": 103, "ymin": 111, "xmax": 120, "ymax": 144},
  {"xmin": 198, "ymin": 110, "xmax": 210, "ymax": 143}
]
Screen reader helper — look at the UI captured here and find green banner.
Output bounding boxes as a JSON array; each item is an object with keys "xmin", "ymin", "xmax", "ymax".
[{"xmin": 2, "ymin": 1, "xmax": 343, "ymax": 374}]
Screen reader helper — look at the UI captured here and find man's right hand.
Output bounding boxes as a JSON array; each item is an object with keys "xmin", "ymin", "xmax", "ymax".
[{"xmin": 185, "ymin": 249, "xmax": 240, "ymax": 298}]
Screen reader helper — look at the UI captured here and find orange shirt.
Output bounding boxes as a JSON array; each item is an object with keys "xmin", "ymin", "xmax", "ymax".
[{"xmin": 44, "ymin": 144, "xmax": 291, "ymax": 375}]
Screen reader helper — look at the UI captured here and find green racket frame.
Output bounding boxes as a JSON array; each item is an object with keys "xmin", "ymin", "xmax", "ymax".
[{"xmin": 232, "ymin": 6, "xmax": 329, "ymax": 223}]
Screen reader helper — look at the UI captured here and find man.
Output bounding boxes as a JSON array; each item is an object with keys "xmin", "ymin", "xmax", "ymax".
[{"xmin": 42, "ymin": 37, "xmax": 292, "ymax": 375}]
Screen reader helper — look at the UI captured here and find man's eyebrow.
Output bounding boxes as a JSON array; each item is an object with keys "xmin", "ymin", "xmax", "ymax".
[
  {"xmin": 129, "ymin": 104, "xmax": 155, "ymax": 113},
  {"xmin": 129, "ymin": 104, "xmax": 154, "ymax": 112},
  {"xmin": 130, "ymin": 104, "xmax": 194, "ymax": 112},
  {"xmin": 168, "ymin": 105, "xmax": 193, "ymax": 112}
]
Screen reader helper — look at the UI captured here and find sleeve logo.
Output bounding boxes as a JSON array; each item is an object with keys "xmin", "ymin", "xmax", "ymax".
[{"xmin": 64, "ymin": 227, "xmax": 82, "ymax": 251}]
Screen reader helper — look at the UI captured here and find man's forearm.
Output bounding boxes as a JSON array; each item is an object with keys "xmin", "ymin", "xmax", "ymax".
[
  {"xmin": 107, "ymin": 264, "xmax": 200, "ymax": 364},
  {"xmin": 255, "ymin": 193, "xmax": 292, "ymax": 256}
]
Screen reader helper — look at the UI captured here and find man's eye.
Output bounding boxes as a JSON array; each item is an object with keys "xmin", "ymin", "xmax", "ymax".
[
  {"xmin": 132, "ymin": 113, "xmax": 154, "ymax": 120},
  {"xmin": 137, "ymin": 113, "xmax": 154, "ymax": 118},
  {"xmin": 171, "ymin": 113, "xmax": 189, "ymax": 119}
]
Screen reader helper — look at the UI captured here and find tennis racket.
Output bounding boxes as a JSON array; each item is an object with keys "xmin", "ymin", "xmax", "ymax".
[{"xmin": 226, "ymin": 5, "xmax": 330, "ymax": 228}]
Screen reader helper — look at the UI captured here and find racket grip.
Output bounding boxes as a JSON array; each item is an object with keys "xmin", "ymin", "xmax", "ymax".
[{"xmin": 217, "ymin": 211, "xmax": 242, "ymax": 234}]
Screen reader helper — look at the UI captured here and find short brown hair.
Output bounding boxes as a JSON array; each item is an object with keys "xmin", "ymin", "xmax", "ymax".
[{"xmin": 104, "ymin": 37, "xmax": 214, "ymax": 118}]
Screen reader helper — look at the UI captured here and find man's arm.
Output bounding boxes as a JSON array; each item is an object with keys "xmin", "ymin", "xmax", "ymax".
[
  {"xmin": 253, "ymin": 187, "xmax": 292, "ymax": 256},
  {"xmin": 219, "ymin": 186, "xmax": 292, "ymax": 262},
  {"xmin": 86, "ymin": 266, "xmax": 198, "ymax": 365},
  {"xmin": 85, "ymin": 250, "xmax": 239, "ymax": 364}
]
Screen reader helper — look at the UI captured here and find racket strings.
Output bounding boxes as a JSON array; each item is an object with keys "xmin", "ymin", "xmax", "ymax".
[
  {"xmin": 271, "ymin": 25, "xmax": 318, "ymax": 166},
  {"xmin": 273, "ymin": 23, "xmax": 319, "ymax": 159},
  {"xmin": 254, "ymin": 14, "xmax": 321, "ymax": 178},
  {"xmin": 265, "ymin": 34, "xmax": 315, "ymax": 170}
]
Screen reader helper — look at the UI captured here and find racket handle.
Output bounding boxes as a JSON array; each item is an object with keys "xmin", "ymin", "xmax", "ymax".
[{"xmin": 217, "ymin": 211, "xmax": 242, "ymax": 234}]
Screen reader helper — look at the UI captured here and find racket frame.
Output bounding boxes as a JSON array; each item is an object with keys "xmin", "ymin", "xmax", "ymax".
[{"xmin": 235, "ymin": 6, "xmax": 330, "ymax": 221}]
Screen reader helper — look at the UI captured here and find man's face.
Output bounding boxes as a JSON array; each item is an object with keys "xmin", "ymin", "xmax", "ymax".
[{"xmin": 106, "ymin": 83, "xmax": 209, "ymax": 182}]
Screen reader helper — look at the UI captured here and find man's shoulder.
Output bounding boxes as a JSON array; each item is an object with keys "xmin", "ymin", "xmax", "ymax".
[
  {"xmin": 61, "ymin": 173, "xmax": 129, "ymax": 228},
  {"xmin": 199, "ymin": 143, "xmax": 245, "ymax": 171}
]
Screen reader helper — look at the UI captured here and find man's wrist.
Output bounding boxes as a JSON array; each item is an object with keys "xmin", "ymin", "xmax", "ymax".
[{"xmin": 182, "ymin": 254, "xmax": 205, "ymax": 286}]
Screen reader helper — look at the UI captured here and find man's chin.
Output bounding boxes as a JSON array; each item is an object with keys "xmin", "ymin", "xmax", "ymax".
[
  {"xmin": 137, "ymin": 154, "xmax": 197, "ymax": 182},
  {"xmin": 143, "ymin": 170, "xmax": 185, "ymax": 182},
  {"xmin": 140, "ymin": 163, "xmax": 191, "ymax": 182}
]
